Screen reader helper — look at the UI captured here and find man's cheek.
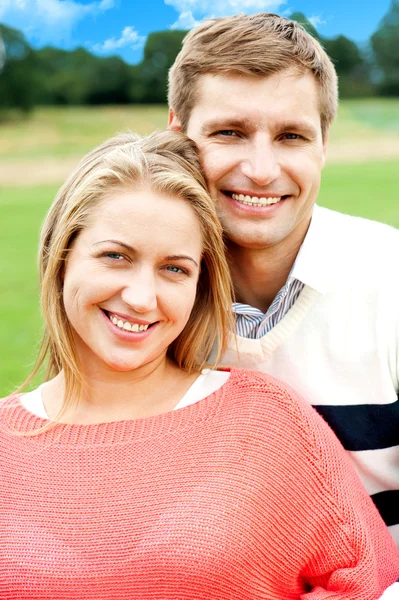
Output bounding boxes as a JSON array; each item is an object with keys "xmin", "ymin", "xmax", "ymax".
[{"xmin": 202, "ymin": 151, "xmax": 225, "ymax": 180}]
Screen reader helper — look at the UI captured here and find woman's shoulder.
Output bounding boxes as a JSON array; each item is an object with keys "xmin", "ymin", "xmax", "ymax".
[
  {"xmin": 224, "ymin": 367, "xmax": 331, "ymax": 445},
  {"xmin": 0, "ymin": 394, "xmax": 29, "ymax": 425},
  {"xmin": 226, "ymin": 367, "xmax": 311, "ymax": 412},
  {"xmin": 0, "ymin": 393, "xmax": 21, "ymax": 407}
]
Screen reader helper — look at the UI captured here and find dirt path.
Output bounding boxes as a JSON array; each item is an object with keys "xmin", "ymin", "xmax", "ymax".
[
  {"xmin": 327, "ymin": 138, "xmax": 399, "ymax": 164},
  {"xmin": 1, "ymin": 138, "xmax": 399, "ymax": 186},
  {"xmin": 0, "ymin": 156, "xmax": 81, "ymax": 186}
]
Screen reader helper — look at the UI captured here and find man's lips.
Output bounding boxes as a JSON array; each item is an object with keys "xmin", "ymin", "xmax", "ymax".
[
  {"xmin": 222, "ymin": 190, "xmax": 290, "ymax": 207},
  {"xmin": 224, "ymin": 190, "xmax": 288, "ymax": 199}
]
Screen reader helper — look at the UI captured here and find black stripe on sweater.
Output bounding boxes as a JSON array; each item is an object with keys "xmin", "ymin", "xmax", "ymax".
[
  {"xmin": 371, "ymin": 490, "xmax": 399, "ymax": 527},
  {"xmin": 313, "ymin": 398, "xmax": 399, "ymax": 451}
]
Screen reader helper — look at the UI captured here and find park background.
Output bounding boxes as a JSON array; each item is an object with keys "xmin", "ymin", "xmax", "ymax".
[{"xmin": 0, "ymin": 0, "xmax": 398, "ymax": 396}]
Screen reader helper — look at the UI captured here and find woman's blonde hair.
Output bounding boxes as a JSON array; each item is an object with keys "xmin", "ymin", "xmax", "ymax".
[{"xmin": 20, "ymin": 130, "xmax": 234, "ymax": 426}]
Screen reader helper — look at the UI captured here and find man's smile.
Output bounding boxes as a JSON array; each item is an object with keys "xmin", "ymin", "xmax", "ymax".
[{"xmin": 223, "ymin": 191, "xmax": 291, "ymax": 208}]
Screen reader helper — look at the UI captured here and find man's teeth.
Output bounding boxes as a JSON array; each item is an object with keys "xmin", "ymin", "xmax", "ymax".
[
  {"xmin": 109, "ymin": 315, "xmax": 150, "ymax": 332},
  {"xmin": 231, "ymin": 193, "xmax": 282, "ymax": 207}
]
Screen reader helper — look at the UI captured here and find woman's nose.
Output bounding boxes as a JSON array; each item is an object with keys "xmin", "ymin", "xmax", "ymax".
[{"xmin": 120, "ymin": 272, "xmax": 158, "ymax": 314}]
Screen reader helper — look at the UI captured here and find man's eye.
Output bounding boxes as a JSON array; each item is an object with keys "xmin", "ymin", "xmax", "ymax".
[
  {"xmin": 216, "ymin": 130, "xmax": 238, "ymax": 137},
  {"xmin": 284, "ymin": 133, "xmax": 301, "ymax": 140}
]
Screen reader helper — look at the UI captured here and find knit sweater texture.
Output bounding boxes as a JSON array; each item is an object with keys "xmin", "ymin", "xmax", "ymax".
[
  {"xmin": 219, "ymin": 206, "xmax": 399, "ymax": 543},
  {"xmin": 0, "ymin": 369, "xmax": 398, "ymax": 599}
]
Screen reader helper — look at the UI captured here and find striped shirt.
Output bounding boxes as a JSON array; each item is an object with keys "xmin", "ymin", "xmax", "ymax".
[{"xmin": 233, "ymin": 262, "xmax": 305, "ymax": 339}]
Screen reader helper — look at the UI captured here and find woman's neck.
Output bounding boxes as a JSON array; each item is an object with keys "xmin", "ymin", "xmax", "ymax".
[{"xmin": 42, "ymin": 357, "xmax": 199, "ymax": 425}]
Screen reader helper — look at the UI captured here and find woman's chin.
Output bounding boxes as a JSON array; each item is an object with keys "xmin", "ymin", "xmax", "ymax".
[
  {"xmin": 104, "ymin": 358, "xmax": 149, "ymax": 373},
  {"xmin": 100, "ymin": 351, "xmax": 166, "ymax": 374}
]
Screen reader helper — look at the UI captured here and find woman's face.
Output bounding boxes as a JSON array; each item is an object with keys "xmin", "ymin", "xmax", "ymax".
[{"xmin": 62, "ymin": 186, "xmax": 203, "ymax": 374}]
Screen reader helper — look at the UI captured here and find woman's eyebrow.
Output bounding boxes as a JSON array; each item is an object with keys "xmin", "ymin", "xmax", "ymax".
[
  {"xmin": 93, "ymin": 242, "xmax": 199, "ymax": 268},
  {"xmin": 165, "ymin": 255, "xmax": 199, "ymax": 267},
  {"xmin": 93, "ymin": 239, "xmax": 134, "ymax": 251}
]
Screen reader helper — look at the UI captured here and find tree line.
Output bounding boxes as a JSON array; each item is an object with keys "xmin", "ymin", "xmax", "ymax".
[{"xmin": 1, "ymin": 1, "xmax": 398, "ymax": 115}]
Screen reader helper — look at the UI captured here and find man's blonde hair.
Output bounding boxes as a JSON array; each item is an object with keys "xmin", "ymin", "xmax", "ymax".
[
  {"xmin": 169, "ymin": 13, "xmax": 338, "ymax": 139},
  {"xmin": 20, "ymin": 130, "xmax": 233, "ymax": 429}
]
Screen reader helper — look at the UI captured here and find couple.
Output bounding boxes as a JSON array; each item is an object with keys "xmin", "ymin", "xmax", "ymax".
[{"xmin": 1, "ymin": 13, "xmax": 399, "ymax": 599}]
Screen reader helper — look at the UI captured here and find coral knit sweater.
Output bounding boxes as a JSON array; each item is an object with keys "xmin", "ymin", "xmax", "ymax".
[{"xmin": 0, "ymin": 369, "xmax": 398, "ymax": 599}]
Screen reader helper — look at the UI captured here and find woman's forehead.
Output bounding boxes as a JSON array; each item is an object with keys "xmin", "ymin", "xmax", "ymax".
[{"xmin": 76, "ymin": 188, "xmax": 203, "ymax": 257}]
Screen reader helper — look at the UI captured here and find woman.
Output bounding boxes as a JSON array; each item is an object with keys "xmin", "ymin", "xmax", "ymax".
[{"xmin": 0, "ymin": 131, "xmax": 398, "ymax": 599}]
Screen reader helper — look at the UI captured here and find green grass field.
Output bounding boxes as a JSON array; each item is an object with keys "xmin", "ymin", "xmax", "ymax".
[
  {"xmin": 1, "ymin": 100, "xmax": 398, "ymax": 395},
  {"xmin": 0, "ymin": 105, "xmax": 168, "ymax": 161}
]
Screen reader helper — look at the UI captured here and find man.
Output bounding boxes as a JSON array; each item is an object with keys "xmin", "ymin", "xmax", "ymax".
[{"xmin": 168, "ymin": 12, "xmax": 399, "ymax": 545}]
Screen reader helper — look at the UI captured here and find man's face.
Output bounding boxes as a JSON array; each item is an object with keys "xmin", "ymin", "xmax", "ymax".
[{"xmin": 170, "ymin": 70, "xmax": 328, "ymax": 251}]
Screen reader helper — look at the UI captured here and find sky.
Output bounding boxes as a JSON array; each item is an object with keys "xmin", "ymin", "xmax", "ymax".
[{"xmin": 0, "ymin": 0, "xmax": 393, "ymax": 64}]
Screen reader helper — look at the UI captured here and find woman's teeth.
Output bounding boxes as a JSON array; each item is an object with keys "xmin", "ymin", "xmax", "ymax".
[
  {"xmin": 231, "ymin": 193, "xmax": 282, "ymax": 207},
  {"xmin": 109, "ymin": 315, "xmax": 150, "ymax": 332}
]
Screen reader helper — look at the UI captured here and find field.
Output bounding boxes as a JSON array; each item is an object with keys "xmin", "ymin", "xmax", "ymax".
[{"xmin": 1, "ymin": 100, "xmax": 399, "ymax": 395}]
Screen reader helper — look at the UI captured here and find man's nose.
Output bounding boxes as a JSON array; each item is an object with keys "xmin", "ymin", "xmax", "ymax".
[
  {"xmin": 120, "ymin": 270, "xmax": 158, "ymax": 314},
  {"xmin": 240, "ymin": 137, "xmax": 281, "ymax": 186}
]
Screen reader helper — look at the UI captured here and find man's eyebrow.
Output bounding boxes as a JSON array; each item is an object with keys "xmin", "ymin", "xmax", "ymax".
[
  {"xmin": 277, "ymin": 120, "xmax": 318, "ymax": 136},
  {"xmin": 93, "ymin": 241, "xmax": 199, "ymax": 267},
  {"xmin": 201, "ymin": 117, "xmax": 252, "ymax": 133}
]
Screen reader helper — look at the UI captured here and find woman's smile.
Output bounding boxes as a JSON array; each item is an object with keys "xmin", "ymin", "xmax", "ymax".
[
  {"xmin": 101, "ymin": 308, "xmax": 158, "ymax": 341},
  {"xmin": 62, "ymin": 186, "xmax": 202, "ymax": 374}
]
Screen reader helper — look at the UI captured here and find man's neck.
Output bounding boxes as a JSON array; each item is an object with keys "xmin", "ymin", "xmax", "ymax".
[{"xmin": 227, "ymin": 219, "xmax": 311, "ymax": 313}]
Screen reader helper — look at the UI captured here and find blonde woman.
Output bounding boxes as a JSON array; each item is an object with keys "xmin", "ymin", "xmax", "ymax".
[{"xmin": 0, "ymin": 131, "xmax": 398, "ymax": 599}]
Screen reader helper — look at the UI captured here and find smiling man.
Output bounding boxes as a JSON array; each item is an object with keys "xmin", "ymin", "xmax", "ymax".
[{"xmin": 168, "ymin": 12, "xmax": 399, "ymax": 547}]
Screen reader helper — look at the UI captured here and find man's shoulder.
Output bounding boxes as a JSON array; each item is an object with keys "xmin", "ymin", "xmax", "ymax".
[
  {"xmin": 316, "ymin": 207, "xmax": 399, "ymax": 276},
  {"xmin": 317, "ymin": 206, "xmax": 399, "ymax": 246}
]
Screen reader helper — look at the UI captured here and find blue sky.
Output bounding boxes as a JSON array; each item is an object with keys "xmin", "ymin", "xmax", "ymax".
[{"xmin": 0, "ymin": 0, "xmax": 393, "ymax": 64}]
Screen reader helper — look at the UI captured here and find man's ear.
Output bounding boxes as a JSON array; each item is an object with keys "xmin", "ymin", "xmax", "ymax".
[{"xmin": 168, "ymin": 108, "xmax": 182, "ymax": 131}]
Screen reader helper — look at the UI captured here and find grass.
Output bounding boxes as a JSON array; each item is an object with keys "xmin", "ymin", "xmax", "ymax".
[
  {"xmin": 329, "ymin": 98, "xmax": 399, "ymax": 141},
  {"xmin": 319, "ymin": 160, "xmax": 399, "ymax": 227},
  {"xmin": 0, "ymin": 105, "xmax": 169, "ymax": 161},
  {"xmin": 341, "ymin": 98, "xmax": 399, "ymax": 132},
  {"xmin": 0, "ymin": 186, "xmax": 56, "ymax": 395},
  {"xmin": 1, "ymin": 100, "xmax": 398, "ymax": 396}
]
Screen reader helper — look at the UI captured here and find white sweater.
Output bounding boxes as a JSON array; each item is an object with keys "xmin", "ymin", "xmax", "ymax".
[{"xmin": 219, "ymin": 206, "xmax": 399, "ymax": 543}]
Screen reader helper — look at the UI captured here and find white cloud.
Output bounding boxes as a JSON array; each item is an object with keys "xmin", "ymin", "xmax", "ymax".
[
  {"xmin": 165, "ymin": 0, "xmax": 286, "ymax": 24},
  {"xmin": 0, "ymin": 0, "xmax": 114, "ymax": 43},
  {"xmin": 308, "ymin": 15, "xmax": 326, "ymax": 28},
  {"xmin": 98, "ymin": 0, "xmax": 115, "ymax": 9},
  {"xmin": 280, "ymin": 6, "xmax": 292, "ymax": 17},
  {"xmin": 171, "ymin": 10, "xmax": 201, "ymax": 29},
  {"xmin": 91, "ymin": 26, "xmax": 146, "ymax": 53}
]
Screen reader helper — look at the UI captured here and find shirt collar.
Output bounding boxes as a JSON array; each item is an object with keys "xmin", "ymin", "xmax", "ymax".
[
  {"xmin": 233, "ymin": 204, "xmax": 337, "ymax": 311},
  {"xmin": 291, "ymin": 204, "xmax": 337, "ymax": 296}
]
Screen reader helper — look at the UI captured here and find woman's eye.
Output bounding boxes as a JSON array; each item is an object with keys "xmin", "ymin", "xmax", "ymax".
[
  {"xmin": 102, "ymin": 252, "xmax": 124, "ymax": 260},
  {"xmin": 165, "ymin": 265, "xmax": 186, "ymax": 274}
]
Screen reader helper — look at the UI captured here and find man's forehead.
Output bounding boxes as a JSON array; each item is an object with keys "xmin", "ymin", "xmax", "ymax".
[
  {"xmin": 194, "ymin": 71, "xmax": 264, "ymax": 97},
  {"xmin": 189, "ymin": 70, "xmax": 322, "ymax": 133}
]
